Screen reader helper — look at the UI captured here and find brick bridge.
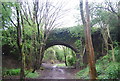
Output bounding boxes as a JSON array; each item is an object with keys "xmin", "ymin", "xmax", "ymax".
[
  {"xmin": 45, "ymin": 26, "xmax": 103, "ymax": 66},
  {"xmin": 46, "ymin": 28, "xmax": 80, "ymax": 53}
]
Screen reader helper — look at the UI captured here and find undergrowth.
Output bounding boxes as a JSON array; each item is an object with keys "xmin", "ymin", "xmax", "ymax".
[
  {"xmin": 76, "ymin": 48, "xmax": 120, "ymax": 79},
  {"xmin": 3, "ymin": 68, "xmax": 39, "ymax": 78}
]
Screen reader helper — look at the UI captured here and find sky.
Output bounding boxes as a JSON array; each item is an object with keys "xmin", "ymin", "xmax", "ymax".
[
  {"xmin": 54, "ymin": 0, "xmax": 117, "ymax": 28},
  {"xmin": 3, "ymin": 0, "xmax": 117, "ymax": 28},
  {"xmin": 59, "ymin": 0, "xmax": 79, "ymax": 27},
  {"xmin": 23, "ymin": 0, "xmax": 105, "ymax": 28},
  {"xmin": 53, "ymin": 0, "xmax": 105, "ymax": 28}
]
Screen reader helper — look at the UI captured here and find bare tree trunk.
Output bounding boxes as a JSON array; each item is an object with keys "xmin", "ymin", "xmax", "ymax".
[
  {"xmin": 16, "ymin": 5, "xmax": 25, "ymax": 80},
  {"xmin": 107, "ymin": 26, "xmax": 115, "ymax": 62},
  {"xmin": 32, "ymin": 33, "xmax": 38, "ymax": 73},
  {"xmin": 85, "ymin": 1, "xmax": 97, "ymax": 79},
  {"xmin": 101, "ymin": 27, "xmax": 109, "ymax": 54},
  {"xmin": 117, "ymin": 1, "xmax": 120, "ymax": 42},
  {"xmin": 75, "ymin": 53, "xmax": 80, "ymax": 68},
  {"xmin": 39, "ymin": 45, "xmax": 45, "ymax": 67},
  {"xmin": 79, "ymin": 39, "xmax": 84, "ymax": 67},
  {"xmin": 80, "ymin": 0, "xmax": 97, "ymax": 79},
  {"xmin": 101, "ymin": 24, "xmax": 115, "ymax": 62},
  {"xmin": 63, "ymin": 47, "xmax": 68, "ymax": 66},
  {"xmin": 32, "ymin": 0, "xmax": 41, "ymax": 72}
]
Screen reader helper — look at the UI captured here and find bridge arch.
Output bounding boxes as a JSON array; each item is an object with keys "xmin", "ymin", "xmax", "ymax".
[
  {"xmin": 45, "ymin": 41, "xmax": 79, "ymax": 53},
  {"xmin": 43, "ymin": 27, "xmax": 104, "ymax": 67}
]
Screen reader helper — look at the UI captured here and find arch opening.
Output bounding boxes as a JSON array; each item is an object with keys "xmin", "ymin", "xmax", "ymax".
[{"xmin": 43, "ymin": 45, "xmax": 76, "ymax": 67}]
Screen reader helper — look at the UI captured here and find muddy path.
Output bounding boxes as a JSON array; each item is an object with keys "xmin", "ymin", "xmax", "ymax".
[{"xmin": 36, "ymin": 63, "xmax": 79, "ymax": 79}]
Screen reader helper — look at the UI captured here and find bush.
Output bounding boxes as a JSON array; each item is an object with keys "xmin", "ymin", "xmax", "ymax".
[
  {"xmin": 76, "ymin": 52, "xmax": 120, "ymax": 79},
  {"xmin": 114, "ymin": 46, "xmax": 120, "ymax": 62},
  {"xmin": 3, "ymin": 69, "xmax": 20, "ymax": 76},
  {"xmin": 67, "ymin": 55, "xmax": 75, "ymax": 66},
  {"xmin": 26, "ymin": 72, "xmax": 39, "ymax": 78},
  {"xmin": 3, "ymin": 68, "xmax": 39, "ymax": 78},
  {"xmin": 96, "ymin": 64, "xmax": 105, "ymax": 76},
  {"xmin": 98, "ymin": 75, "xmax": 109, "ymax": 79},
  {"xmin": 55, "ymin": 50, "xmax": 64, "ymax": 62},
  {"xmin": 105, "ymin": 62, "xmax": 120, "ymax": 79},
  {"xmin": 76, "ymin": 67, "xmax": 89, "ymax": 79}
]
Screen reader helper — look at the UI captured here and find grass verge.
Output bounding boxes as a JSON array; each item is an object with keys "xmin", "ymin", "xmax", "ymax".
[{"xmin": 3, "ymin": 68, "xmax": 39, "ymax": 78}]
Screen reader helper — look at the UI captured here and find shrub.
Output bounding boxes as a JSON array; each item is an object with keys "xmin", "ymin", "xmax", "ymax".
[
  {"xmin": 105, "ymin": 62, "xmax": 120, "ymax": 79},
  {"xmin": 67, "ymin": 55, "xmax": 75, "ymax": 66},
  {"xmin": 76, "ymin": 67, "xmax": 89, "ymax": 79},
  {"xmin": 98, "ymin": 75, "xmax": 109, "ymax": 79},
  {"xmin": 114, "ymin": 46, "xmax": 120, "ymax": 62},
  {"xmin": 76, "ymin": 52, "xmax": 120, "ymax": 79},
  {"xmin": 3, "ymin": 68, "xmax": 39, "ymax": 78},
  {"xmin": 26, "ymin": 72, "xmax": 39, "ymax": 78},
  {"xmin": 55, "ymin": 50, "xmax": 64, "ymax": 62},
  {"xmin": 3, "ymin": 69, "xmax": 20, "ymax": 76}
]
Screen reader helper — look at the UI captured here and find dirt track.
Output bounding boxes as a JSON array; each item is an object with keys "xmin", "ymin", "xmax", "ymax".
[{"xmin": 37, "ymin": 63, "xmax": 79, "ymax": 79}]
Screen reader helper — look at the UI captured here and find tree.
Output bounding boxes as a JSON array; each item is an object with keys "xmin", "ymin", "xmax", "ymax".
[
  {"xmin": 90, "ymin": 0, "xmax": 120, "ymax": 62},
  {"xmin": 19, "ymin": 0, "xmax": 66, "ymax": 72},
  {"xmin": 79, "ymin": 0, "xmax": 97, "ymax": 79},
  {"xmin": 2, "ymin": 2, "xmax": 26, "ymax": 80},
  {"xmin": 97, "ymin": 10, "xmax": 115, "ymax": 61},
  {"xmin": 2, "ymin": 0, "xmax": 66, "ymax": 79},
  {"xmin": 62, "ymin": 46, "xmax": 68, "ymax": 66}
]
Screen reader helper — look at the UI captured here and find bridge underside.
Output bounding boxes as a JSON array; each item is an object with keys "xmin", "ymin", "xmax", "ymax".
[{"xmin": 45, "ymin": 41, "xmax": 79, "ymax": 53}]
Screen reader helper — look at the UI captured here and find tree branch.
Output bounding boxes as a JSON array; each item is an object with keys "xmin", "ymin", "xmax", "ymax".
[{"xmin": 2, "ymin": 3, "xmax": 17, "ymax": 27}]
